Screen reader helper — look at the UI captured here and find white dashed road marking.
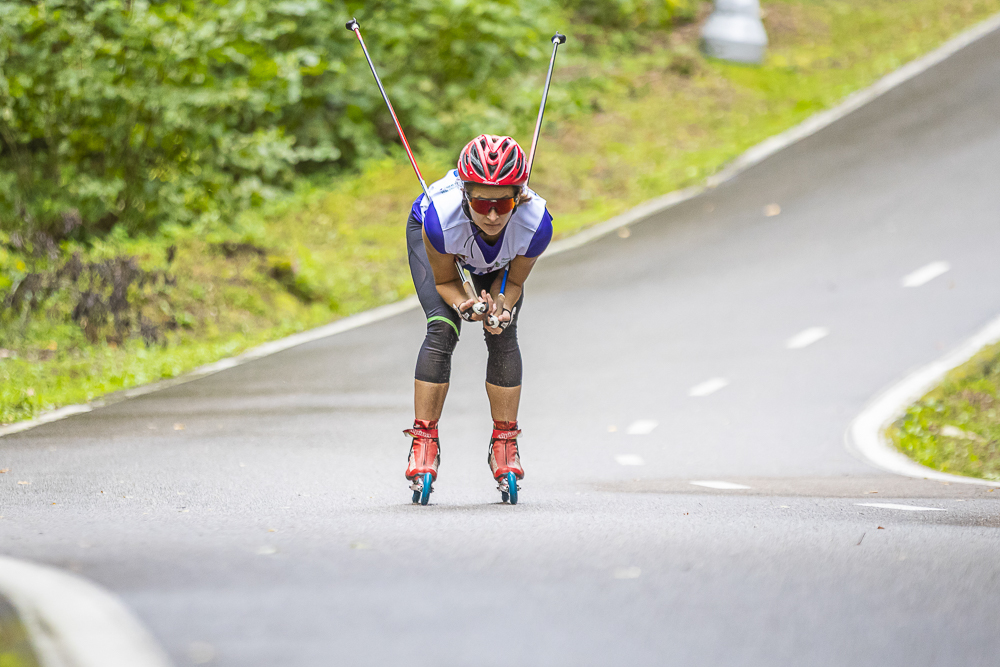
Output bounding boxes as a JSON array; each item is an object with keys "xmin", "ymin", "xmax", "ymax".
[
  {"xmin": 690, "ymin": 481, "xmax": 751, "ymax": 490},
  {"xmin": 626, "ymin": 420, "xmax": 658, "ymax": 435},
  {"xmin": 901, "ymin": 261, "xmax": 950, "ymax": 287},
  {"xmin": 786, "ymin": 327, "xmax": 830, "ymax": 349},
  {"xmin": 855, "ymin": 503, "xmax": 946, "ymax": 511},
  {"xmin": 613, "ymin": 567, "xmax": 642, "ymax": 579},
  {"xmin": 615, "ymin": 455, "xmax": 646, "ymax": 466},
  {"xmin": 689, "ymin": 378, "xmax": 729, "ymax": 397}
]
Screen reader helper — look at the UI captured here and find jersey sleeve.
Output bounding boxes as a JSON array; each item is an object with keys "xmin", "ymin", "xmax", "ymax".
[
  {"xmin": 421, "ymin": 198, "xmax": 446, "ymax": 255},
  {"xmin": 410, "ymin": 194, "xmax": 425, "ymax": 222},
  {"xmin": 524, "ymin": 209, "xmax": 553, "ymax": 258}
]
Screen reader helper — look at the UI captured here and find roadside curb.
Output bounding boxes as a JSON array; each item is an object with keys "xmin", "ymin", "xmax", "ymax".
[
  {"xmin": 0, "ymin": 296, "xmax": 418, "ymax": 439},
  {"xmin": 0, "ymin": 556, "xmax": 173, "ymax": 667},
  {"xmin": 846, "ymin": 314, "xmax": 1000, "ymax": 488},
  {"xmin": 4, "ymin": 11, "xmax": 1000, "ymax": 439}
]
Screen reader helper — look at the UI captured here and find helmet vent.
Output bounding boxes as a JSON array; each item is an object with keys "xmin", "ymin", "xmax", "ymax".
[{"xmin": 458, "ymin": 133, "xmax": 528, "ymax": 187}]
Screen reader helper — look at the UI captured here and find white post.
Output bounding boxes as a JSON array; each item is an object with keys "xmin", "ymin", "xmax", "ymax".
[{"xmin": 700, "ymin": 0, "xmax": 769, "ymax": 65}]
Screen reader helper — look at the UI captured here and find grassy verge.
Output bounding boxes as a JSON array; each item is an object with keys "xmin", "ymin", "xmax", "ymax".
[
  {"xmin": 0, "ymin": 597, "xmax": 40, "ymax": 667},
  {"xmin": 4, "ymin": 0, "xmax": 1000, "ymax": 425},
  {"xmin": 888, "ymin": 342, "xmax": 1000, "ymax": 481}
]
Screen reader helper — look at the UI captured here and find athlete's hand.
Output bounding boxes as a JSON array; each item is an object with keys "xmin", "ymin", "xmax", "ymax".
[
  {"xmin": 483, "ymin": 292, "xmax": 501, "ymax": 334},
  {"xmin": 483, "ymin": 292, "xmax": 512, "ymax": 335},
  {"xmin": 452, "ymin": 295, "xmax": 486, "ymax": 322}
]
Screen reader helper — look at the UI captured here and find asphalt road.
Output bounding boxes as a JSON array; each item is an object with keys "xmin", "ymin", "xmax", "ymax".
[{"xmin": 4, "ymin": 26, "xmax": 1000, "ymax": 667}]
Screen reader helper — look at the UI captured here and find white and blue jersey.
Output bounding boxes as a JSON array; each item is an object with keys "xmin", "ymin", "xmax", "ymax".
[{"xmin": 411, "ymin": 170, "xmax": 553, "ymax": 275}]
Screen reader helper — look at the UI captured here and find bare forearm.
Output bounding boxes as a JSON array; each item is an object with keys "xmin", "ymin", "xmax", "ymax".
[
  {"xmin": 496, "ymin": 281, "xmax": 522, "ymax": 309},
  {"xmin": 489, "ymin": 272, "xmax": 518, "ymax": 304},
  {"xmin": 436, "ymin": 279, "xmax": 470, "ymax": 308}
]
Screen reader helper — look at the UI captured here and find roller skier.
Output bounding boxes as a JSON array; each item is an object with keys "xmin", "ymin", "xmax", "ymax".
[
  {"xmin": 404, "ymin": 135, "xmax": 553, "ymax": 505},
  {"xmin": 346, "ymin": 19, "xmax": 565, "ymax": 504}
]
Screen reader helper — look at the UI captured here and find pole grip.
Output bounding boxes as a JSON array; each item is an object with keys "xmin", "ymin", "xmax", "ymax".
[
  {"xmin": 456, "ymin": 260, "xmax": 478, "ymax": 302},
  {"xmin": 488, "ymin": 267, "xmax": 509, "ymax": 328},
  {"xmin": 487, "ymin": 294, "xmax": 506, "ymax": 329},
  {"xmin": 345, "ymin": 18, "xmax": 358, "ymax": 30}
]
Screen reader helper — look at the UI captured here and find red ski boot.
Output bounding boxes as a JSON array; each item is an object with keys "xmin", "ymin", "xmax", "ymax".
[
  {"xmin": 488, "ymin": 420, "xmax": 523, "ymax": 505},
  {"xmin": 404, "ymin": 419, "xmax": 439, "ymax": 505}
]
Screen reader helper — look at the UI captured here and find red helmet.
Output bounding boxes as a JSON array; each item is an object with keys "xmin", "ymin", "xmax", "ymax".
[{"xmin": 458, "ymin": 134, "xmax": 528, "ymax": 186}]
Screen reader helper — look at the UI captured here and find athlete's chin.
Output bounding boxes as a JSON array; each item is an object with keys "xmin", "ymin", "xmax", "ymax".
[{"xmin": 475, "ymin": 219, "xmax": 510, "ymax": 235}]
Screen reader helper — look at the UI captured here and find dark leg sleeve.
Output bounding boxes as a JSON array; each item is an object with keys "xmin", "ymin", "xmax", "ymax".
[
  {"xmin": 471, "ymin": 270, "xmax": 523, "ymax": 388},
  {"xmin": 407, "ymin": 213, "xmax": 460, "ymax": 384}
]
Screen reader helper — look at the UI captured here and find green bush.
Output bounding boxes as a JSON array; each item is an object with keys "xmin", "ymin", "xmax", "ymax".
[
  {"xmin": 560, "ymin": 0, "xmax": 698, "ymax": 29},
  {"xmin": 1, "ymin": 1, "xmax": 307, "ymax": 236},
  {"xmin": 0, "ymin": 0, "xmax": 563, "ymax": 238}
]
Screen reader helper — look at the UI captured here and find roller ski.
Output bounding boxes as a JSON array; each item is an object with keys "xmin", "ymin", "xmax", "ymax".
[
  {"xmin": 404, "ymin": 420, "xmax": 440, "ymax": 505},
  {"xmin": 488, "ymin": 420, "xmax": 523, "ymax": 505}
]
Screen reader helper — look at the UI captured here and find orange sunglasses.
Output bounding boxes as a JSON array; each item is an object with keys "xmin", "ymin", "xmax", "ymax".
[{"xmin": 465, "ymin": 194, "xmax": 517, "ymax": 216}]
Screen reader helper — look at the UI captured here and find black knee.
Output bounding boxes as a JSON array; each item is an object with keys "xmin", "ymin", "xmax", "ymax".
[
  {"xmin": 484, "ymin": 322, "xmax": 522, "ymax": 387},
  {"xmin": 415, "ymin": 318, "xmax": 459, "ymax": 384}
]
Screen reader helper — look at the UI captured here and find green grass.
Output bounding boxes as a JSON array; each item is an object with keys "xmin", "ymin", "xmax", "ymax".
[
  {"xmin": 888, "ymin": 341, "xmax": 1000, "ymax": 481},
  {"xmin": 4, "ymin": 0, "xmax": 1000, "ymax": 424},
  {"xmin": 0, "ymin": 604, "xmax": 40, "ymax": 667}
]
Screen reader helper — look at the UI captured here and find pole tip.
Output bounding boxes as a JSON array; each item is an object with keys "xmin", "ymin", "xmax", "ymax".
[
  {"xmin": 553, "ymin": 32, "xmax": 567, "ymax": 44},
  {"xmin": 345, "ymin": 18, "xmax": 359, "ymax": 31}
]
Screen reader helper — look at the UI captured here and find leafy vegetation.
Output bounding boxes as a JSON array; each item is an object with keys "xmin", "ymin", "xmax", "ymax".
[
  {"xmin": 0, "ymin": 601, "xmax": 40, "ymax": 667},
  {"xmin": 889, "ymin": 341, "xmax": 1000, "ymax": 481},
  {"xmin": 3, "ymin": 0, "xmax": 1000, "ymax": 424},
  {"xmin": 0, "ymin": 0, "xmax": 586, "ymax": 236}
]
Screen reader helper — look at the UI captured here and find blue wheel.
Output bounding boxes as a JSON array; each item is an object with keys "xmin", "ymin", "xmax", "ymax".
[
  {"xmin": 420, "ymin": 472, "xmax": 433, "ymax": 506},
  {"xmin": 506, "ymin": 472, "xmax": 518, "ymax": 505}
]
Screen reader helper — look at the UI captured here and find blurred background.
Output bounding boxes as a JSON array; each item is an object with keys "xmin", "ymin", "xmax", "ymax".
[{"xmin": 1, "ymin": 0, "xmax": 997, "ymax": 425}]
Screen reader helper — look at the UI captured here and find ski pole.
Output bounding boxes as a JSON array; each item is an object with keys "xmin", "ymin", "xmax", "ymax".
[
  {"xmin": 524, "ymin": 32, "xmax": 567, "ymax": 188},
  {"xmin": 488, "ymin": 268, "xmax": 510, "ymax": 329},
  {"xmin": 486, "ymin": 32, "xmax": 566, "ymax": 329},
  {"xmin": 454, "ymin": 259, "xmax": 483, "ymax": 310},
  {"xmin": 485, "ymin": 32, "xmax": 566, "ymax": 329},
  {"xmin": 346, "ymin": 18, "xmax": 428, "ymax": 198},
  {"xmin": 346, "ymin": 18, "xmax": 484, "ymax": 313}
]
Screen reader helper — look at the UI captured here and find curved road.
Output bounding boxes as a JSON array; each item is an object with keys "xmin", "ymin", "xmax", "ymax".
[{"xmin": 4, "ymin": 26, "xmax": 1000, "ymax": 667}]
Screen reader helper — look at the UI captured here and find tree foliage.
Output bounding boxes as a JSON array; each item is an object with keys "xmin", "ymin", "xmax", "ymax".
[
  {"xmin": 562, "ymin": 0, "xmax": 696, "ymax": 29},
  {"xmin": 0, "ymin": 0, "xmax": 694, "ymax": 238}
]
